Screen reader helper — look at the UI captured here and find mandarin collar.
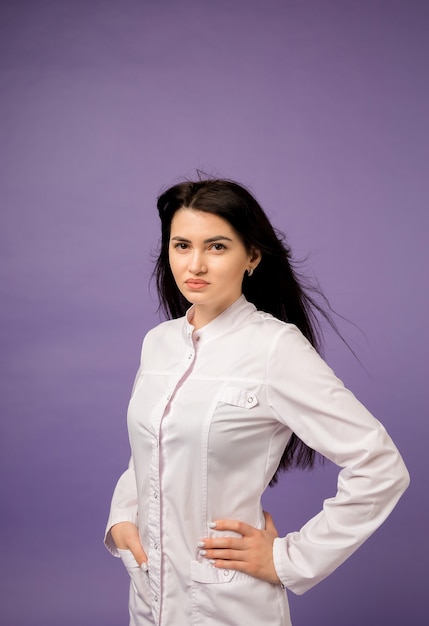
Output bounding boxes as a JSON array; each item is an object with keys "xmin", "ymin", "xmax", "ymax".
[{"xmin": 183, "ymin": 295, "xmax": 256, "ymax": 346}]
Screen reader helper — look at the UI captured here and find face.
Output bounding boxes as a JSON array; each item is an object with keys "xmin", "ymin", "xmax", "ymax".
[{"xmin": 169, "ymin": 208, "xmax": 260, "ymax": 327}]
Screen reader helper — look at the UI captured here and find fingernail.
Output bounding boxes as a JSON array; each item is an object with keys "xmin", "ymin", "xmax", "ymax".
[
  {"xmin": 140, "ymin": 562, "xmax": 148, "ymax": 572},
  {"xmin": 197, "ymin": 541, "xmax": 205, "ymax": 548},
  {"xmin": 209, "ymin": 522, "xmax": 217, "ymax": 528},
  {"xmin": 209, "ymin": 559, "xmax": 216, "ymax": 565},
  {"xmin": 199, "ymin": 549, "xmax": 207, "ymax": 556}
]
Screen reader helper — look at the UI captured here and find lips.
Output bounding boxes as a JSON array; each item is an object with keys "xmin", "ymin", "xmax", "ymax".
[{"xmin": 185, "ymin": 279, "xmax": 209, "ymax": 289}]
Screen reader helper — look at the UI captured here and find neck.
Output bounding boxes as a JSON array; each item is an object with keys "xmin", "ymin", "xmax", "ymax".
[
  {"xmin": 190, "ymin": 302, "xmax": 232, "ymax": 330},
  {"xmin": 190, "ymin": 306, "xmax": 219, "ymax": 331}
]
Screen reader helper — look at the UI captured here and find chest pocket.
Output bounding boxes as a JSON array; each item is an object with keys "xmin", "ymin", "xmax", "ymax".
[{"xmin": 218, "ymin": 386, "xmax": 259, "ymax": 409}]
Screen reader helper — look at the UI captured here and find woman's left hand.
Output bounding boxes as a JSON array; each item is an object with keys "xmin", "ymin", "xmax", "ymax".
[{"xmin": 198, "ymin": 510, "xmax": 281, "ymax": 585}]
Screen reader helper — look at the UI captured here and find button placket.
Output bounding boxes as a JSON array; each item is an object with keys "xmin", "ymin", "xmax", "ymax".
[
  {"xmin": 147, "ymin": 348, "xmax": 196, "ymax": 624},
  {"xmin": 148, "ymin": 426, "xmax": 162, "ymax": 625}
]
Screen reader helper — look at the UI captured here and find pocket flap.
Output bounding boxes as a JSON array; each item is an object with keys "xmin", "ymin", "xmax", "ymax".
[
  {"xmin": 117, "ymin": 548, "xmax": 146, "ymax": 570},
  {"xmin": 191, "ymin": 560, "xmax": 236, "ymax": 583},
  {"xmin": 219, "ymin": 387, "xmax": 258, "ymax": 409}
]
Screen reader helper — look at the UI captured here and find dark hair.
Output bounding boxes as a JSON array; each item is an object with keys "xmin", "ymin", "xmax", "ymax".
[{"xmin": 154, "ymin": 178, "xmax": 333, "ymax": 484}]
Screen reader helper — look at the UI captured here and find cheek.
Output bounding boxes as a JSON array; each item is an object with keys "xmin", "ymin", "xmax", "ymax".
[
  {"xmin": 226, "ymin": 262, "xmax": 247, "ymax": 285},
  {"xmin": 168, "ymin": 253, "xmax": 180, "ymax": 274}
]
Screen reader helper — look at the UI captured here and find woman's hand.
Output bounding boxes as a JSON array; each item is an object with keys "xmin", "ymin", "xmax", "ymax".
[
  {"xmin": 110, "ymin": 522, "xmax": 147, "ymax": 567},
  {"xmin": 198, "ymin": 511, "xmax": 281, "ymax": 585}
]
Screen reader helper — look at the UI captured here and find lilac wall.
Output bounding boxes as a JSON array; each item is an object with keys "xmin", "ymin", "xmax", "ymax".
[{"xmin": 1, "ymin": 1, "xmax": 427, "ymax": 624}]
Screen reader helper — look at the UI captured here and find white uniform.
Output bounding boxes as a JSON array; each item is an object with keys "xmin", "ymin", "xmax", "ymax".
[{"xmin": 105, "ymin": 296, "xmax": 409, "ymax": 625}]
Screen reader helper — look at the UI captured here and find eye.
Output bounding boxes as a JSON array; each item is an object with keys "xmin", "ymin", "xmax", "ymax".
[
  {"xmin": 209, "ymin": 243, "xmax": 226, "ymax": 252},
  {"xmin": 172, "ymin": 242, "xmax": 189, "ymax": 250}
]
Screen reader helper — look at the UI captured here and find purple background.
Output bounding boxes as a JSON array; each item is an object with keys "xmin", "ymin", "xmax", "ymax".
[{"xmin": 1, "ymin": 1, "xmax": 427, "ymax": 624}]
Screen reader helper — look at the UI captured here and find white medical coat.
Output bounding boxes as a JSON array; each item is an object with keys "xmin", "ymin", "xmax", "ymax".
[{"xmin": 105, "ymin": 296, "xmax": 409, "ymax": 625}]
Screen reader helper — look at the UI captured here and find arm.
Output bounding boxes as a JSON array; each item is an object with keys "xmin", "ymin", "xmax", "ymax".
[
  {"xmin": 267, "ymin": 326, "xmax": 410, "ymax": 594},
  {"xmin": 200, "ymin": 325, "xmax": 409, "ymax": 591},
  {"xmin": 104, "ymin": 365, "xmax": 144, "ymax": 557},
  {"xmin": 104, "ymin": 455, "xmax": 140, "ymax": 556}
]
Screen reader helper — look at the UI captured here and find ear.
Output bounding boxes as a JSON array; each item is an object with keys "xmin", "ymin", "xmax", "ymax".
[{"xmin": 249, "ymin": 248, "xmax": 262, "ymax": 269}]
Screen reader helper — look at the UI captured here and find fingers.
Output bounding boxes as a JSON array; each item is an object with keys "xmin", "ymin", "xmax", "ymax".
[
  {"xmin": 208, "ymin": 514, "xmax": 278, "ymax": 537},
  {"xmin": 199, "ymin": 541, "xmax": 249, "ymax": 561},
  {"xmin": 207, "ymin": 518, "xmax": 255, "ymax": 536},
  {"xmin": 198, "ymin": 514, "xmax": 281, "ymax": 585},
  {"xmin": 199, "ymin": 532, "xmax": 280, "ymax": 585}
]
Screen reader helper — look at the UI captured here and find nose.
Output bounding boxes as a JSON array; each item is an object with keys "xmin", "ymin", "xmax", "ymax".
[{"xmin": 188, "ymin": 250, "xmax": 207, "ymax": 275}]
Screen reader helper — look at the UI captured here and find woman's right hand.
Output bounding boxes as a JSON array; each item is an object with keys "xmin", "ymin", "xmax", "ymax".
[{"xmin": 110, "ymin": 522, "xmax": 147, "ymax": 566}]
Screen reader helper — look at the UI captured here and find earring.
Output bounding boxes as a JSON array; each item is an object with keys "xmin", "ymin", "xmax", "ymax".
[{"xmin": 247, "ymin": 267, "xmax": 254, "ymax": 277}]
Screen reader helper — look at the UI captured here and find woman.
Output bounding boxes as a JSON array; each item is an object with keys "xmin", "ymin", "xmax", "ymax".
[{"xmin": 104, "ymin": 178, "xmax": 409, "ymax": 626}]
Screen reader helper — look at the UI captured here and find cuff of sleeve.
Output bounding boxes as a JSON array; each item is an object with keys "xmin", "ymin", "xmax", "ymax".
[{"xmin": 273, "ymin": 535, "xmax": 308, "ymax": 596}]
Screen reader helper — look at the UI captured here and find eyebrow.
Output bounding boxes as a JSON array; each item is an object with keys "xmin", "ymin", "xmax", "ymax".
[{"xmin": 171, "ymin": 236, "xmax": 233, "ymax": 244}]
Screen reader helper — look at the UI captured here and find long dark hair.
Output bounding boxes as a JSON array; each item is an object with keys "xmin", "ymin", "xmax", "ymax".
[{"xmin": 154, "ymin": 178, "xmax": 334, "ymax": 484}]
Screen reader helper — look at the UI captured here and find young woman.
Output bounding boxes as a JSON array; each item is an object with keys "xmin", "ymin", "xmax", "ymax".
[{"xmin": 104, "ymin": 178, "xmax": 409, "ymax": 626}]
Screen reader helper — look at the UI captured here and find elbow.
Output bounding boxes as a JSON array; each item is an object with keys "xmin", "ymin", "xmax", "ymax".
[
  {"xmin": 387, "ymin": 451, "xmax": 410, "ymax": 502},
  {"xmin": 375, "ymin": 428, "xmax": 410, "ymax": 500},
  {"xmin": 397, "ymin": 460, "xmax": 410, "ymax": 495}
]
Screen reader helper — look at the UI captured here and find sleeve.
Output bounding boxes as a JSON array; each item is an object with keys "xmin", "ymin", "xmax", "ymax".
[
  {"xmin": 103, "ymin": 366, "xmax": 142, "ymax": 557},
  {"xmin": 267, "ymin": 326, "xmax": 410, "ymax": 595},
  {"xmin": 103, "ymin": 455, "xmax": 139, "ymax": 557}
]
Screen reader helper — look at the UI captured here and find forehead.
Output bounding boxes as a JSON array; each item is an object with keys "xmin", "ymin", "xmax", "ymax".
[{"xmin": 170, "ymin": 208, "xmax": 236, "ymax": 236}]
